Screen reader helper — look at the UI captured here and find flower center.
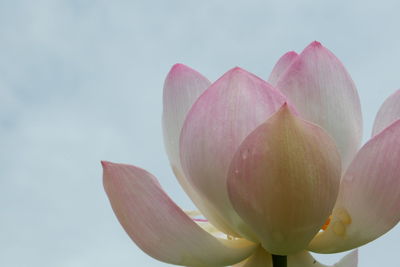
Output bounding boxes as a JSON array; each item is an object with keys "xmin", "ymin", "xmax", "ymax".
[
  {"xmin": 321, "ymin": 216, "xmax": 332, "ymax": 231},
  {"xmin": 321, "ymin": 208, "xmax": 352, "ymax": 236}
]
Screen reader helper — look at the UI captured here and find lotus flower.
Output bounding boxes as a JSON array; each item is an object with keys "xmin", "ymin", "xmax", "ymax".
[{"xmin": 102, "ymin": 41, "xmax": 400, "ymax": 266}]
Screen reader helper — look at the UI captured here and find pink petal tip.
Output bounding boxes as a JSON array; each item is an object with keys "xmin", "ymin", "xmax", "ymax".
[{"xmin": 309, "ymin": 40, "xmax": 322, "ymax": 48}]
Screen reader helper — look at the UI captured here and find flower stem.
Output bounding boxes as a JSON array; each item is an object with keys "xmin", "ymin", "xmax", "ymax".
[{"xmin": 272, "ymin": 254, "xmax": 287, "ymax": 267}]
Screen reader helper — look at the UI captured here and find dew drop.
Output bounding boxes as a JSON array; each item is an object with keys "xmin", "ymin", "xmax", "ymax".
[{"xmin": 241, "ymin": 149, "xmax": 250, "ymax": 160}]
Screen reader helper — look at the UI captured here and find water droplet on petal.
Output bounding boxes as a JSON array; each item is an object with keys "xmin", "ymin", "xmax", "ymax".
[{"xmin": 241, "ymin": 149, "xmax": 250, "ymax": 160}]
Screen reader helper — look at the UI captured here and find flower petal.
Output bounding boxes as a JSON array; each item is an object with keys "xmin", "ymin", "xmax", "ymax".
[
  {"xmin": 180, "ymin": 67, "xmax": 288, "ymax": 240},
  {"xmin": 372, "ymin": 89, "xmax": 400, "ymax": 136},
  {"xmin": 227, "ymin": 105, "xmax": 341, "ymax": 255},
  {"xmin": 102, "ymin": 161, "xmax": 256, "ymax": 266},
  {"xmin": 162, "ymin": 64, "xmax": 233, "ymax": 235},
  {"xmin": 233, "ymin": 246, "xmax": 272, "ymax": 267},
  {"xmin": 288, "ymin": 250, "xmax": 358, "ymax": 267},
  {"xmin": 163, "ymin": 63, "xmax": 210, "ymax": 172},
  {"xmin": 309, "ymin": 120, "xmax": 400, "ymax": 253},
  {"xmin": 334, "ymin": 250, "xmax": 359, "ymax": 267},
  {"xmin": 234, "ymin": 248, "xmax": 358, "ymax": 267},
  {"xmin": 276, "ymin": 41, "xmax": 362, "ymax": 167},
  {"xmin": 268, "ymin": 51, "xmax": 298, "ymax": 86}
]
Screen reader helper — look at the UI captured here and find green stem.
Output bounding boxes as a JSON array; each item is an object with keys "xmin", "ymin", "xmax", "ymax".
[{"xmin": 272, "ymin": 254, "xmax": 287, "ymax": 267}]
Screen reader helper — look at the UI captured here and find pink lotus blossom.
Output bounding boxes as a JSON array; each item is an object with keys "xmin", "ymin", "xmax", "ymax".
[{"xmin": 102, "ymin": 41, "xmax": 400, "ymax": 266}]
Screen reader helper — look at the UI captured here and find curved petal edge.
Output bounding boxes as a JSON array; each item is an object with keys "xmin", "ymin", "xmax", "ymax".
[
  {"xmin": 309, "ymin": 120, "xmax": 400, "ymax": 253},
  {"xmin": 102, "ymin": 161, "xmax": 256, "ymax": 266},
  {"xmin": 268, "ymin": 51, "xmax": 298, "ymax": 86},
  {"xmin": 180, "ymin": 67, "xmax": 288, "ymax": 240},
  {"xmin": 161, "ymin": 64, "xmax": 234, "ymax": 235},
  {"xmin": 227, "ymin": 105, "xmax": 341, "ymax": 255},
  {"xmin": 276, "ymin": 41, "xmax": 363, "ymax": 167},
  {"xmin": 289, "ymin": 250, "xmax": 357, "ymax": 267},
  {"xmin": 372, "ymin": 89, "xmax": 400, "ymax": 136}
]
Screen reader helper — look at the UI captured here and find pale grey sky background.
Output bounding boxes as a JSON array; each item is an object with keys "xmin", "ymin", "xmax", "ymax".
[{"xmin": 1, "ymin": 1, "xmax": 399, "ymax": 266}]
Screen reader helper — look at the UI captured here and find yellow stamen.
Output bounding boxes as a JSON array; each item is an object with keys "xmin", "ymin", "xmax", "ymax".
[{"xmin": 321, "ymin": 216, "xmax": 332, "ymax": 231}]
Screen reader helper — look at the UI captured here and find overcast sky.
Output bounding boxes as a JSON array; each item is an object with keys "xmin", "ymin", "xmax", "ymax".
[{"xmin": 1, "ymin": 1, "xmax": 399, "ymax": 266}]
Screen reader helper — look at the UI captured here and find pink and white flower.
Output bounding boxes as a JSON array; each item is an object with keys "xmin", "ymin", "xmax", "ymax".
[{"xmin": 102, "ymin": 41, "xmax": 400, "ymax": 266}]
